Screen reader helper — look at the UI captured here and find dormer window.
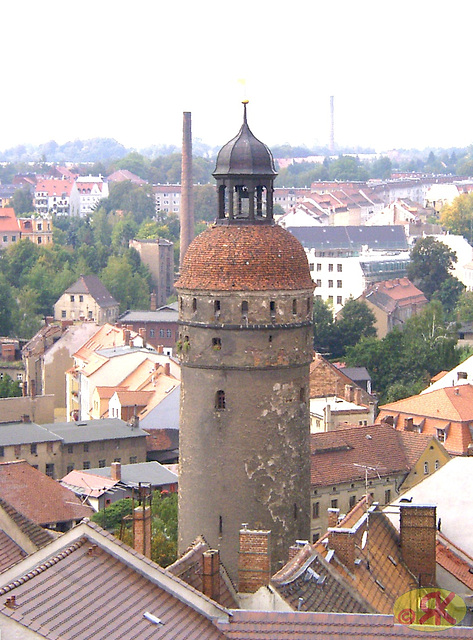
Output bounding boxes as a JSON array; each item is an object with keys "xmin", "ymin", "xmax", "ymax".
[{"xmin": 437, "ymin": 429, "xmax": 446, "ymax": 442}]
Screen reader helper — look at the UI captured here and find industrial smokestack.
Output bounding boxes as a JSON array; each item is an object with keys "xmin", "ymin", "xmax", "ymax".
[
  {"xmin": 330, "ymin": 96, "xmax": 335, "ymax": 154},
  {"xmin": 180, "ymin": 111, "xmax": 194, "ymax": 270}
]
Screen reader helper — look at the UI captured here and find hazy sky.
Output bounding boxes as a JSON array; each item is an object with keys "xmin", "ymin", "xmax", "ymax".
[{"xmin": 2, "ymin": 1, "xmax": 473, "ymax": 153}]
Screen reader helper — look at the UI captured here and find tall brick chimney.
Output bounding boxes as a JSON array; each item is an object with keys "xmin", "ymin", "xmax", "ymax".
[
  {"xmin": 400, "ymin": 504, "xmax": 436, "ymax": 587},
  {"xmin": 202, "ymin": 550, "xmax": 220, "ymax": 603},
  {"xmin": 150, "ymin": 291, "xmax": 157, "ymax": 311},
  {"xmin": 238, "ymin": 528, "xmax": 271, "ymax": 593},
  {"xmin": 180, "ymin": 111, "xmax": 194, "ymax": 270},
  {"xmin": 111, "ymin": 461, "xmax": 121, "ymax": 481},
  {"xmin": 133, "ymin": 505, "xmax": 152, "ymax": 559},
  {"xmin": 328, "ymin": 527, "xmax": 355, "ymax": 572}
]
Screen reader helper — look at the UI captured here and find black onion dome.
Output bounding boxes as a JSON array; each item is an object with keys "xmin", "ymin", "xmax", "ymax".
[{"xmin": 213, "ymin": 102, "xmax": 277, "ymax": 178}]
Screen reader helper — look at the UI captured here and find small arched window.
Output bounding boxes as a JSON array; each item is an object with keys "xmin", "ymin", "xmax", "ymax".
[
  {"xmin": 241, "ymin": 300, "xmax": 248, "ymax": 319},
  {"xmin": 215, "ymin": 390, "xmax": 226, "ymax": 410},
  {"xmin": 192, "ymin": 298, "xmax": 197, "ymax": 312},
  {"xmin": 292, "ymin": 299, "xmax": 297, "ymax": 315}
]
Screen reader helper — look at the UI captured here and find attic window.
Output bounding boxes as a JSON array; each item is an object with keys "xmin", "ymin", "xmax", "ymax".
[
  {"xmin": 437, "ymin": 429, "xmax": 446, "ymax": 443},
  {"xmin": 458, "ymin": 371, "xmax": 467, "ymax": 380}
]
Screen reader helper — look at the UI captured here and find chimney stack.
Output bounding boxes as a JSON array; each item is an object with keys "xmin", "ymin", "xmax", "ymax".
[
  {"xmin": 400, "ymin": 504, "xmax": 436, "ymax": 587},
  {"xmin": 344, "ymin": 385, "xmax": 354, "ymax": 402},
  {"xmin": 133, "ymin": 505, "xmax": 152, "ymax": 559},
  {"xmin": 150, "ymin": 292, "xmax": 157, "ymax": 312},
  {"xmin": 328, "ymin": 527, "xmax": 356, "ymax": 572},
  {"xmin": 164, "ymin": 362, "xmax": 171, "ymax": 377},
  {"xmin": 238, "ymin": 528, "xmax": 271, "ymax": 593},
  {"xmin": 202, "ymin": 550, "xmax": 221, "ymax": 603},
  {"xmin": 124, "ymin": 330, "xmax": 131, "ymax": 346},
  {"xmin": 111, "ymin": 461, "xmax": 121, "ymax": 481},
  {"xmin": 327, "ymin": 507, "xmax": 340, "ymax": 528},
  {"xmin": 180, "ymin": 111, "xmax": 194, "ymax": 270}
]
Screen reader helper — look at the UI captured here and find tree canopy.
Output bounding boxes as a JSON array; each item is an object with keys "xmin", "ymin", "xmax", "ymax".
[
  {"xmin": 440, "ymin": 192, "xmax": 473, "ymax": 244},
  {"xmin": 407, "ymin": 237, "xmax": 457, "ymax": 299}
]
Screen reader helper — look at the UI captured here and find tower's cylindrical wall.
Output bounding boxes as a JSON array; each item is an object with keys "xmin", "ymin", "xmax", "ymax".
[{"xmin": 177, "ymin": 287, "xmax": 313, "ymax": 581}]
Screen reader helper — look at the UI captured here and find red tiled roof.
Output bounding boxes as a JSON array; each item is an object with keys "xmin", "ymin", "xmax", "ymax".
[
  {"xmin": 176, "ymin": 224, "xmax": 314, "ymax": 291},
  {"xmin": 437, "ymin": 533, "xmax": 473, "ymax": 591},
  {"xmin": 310, "ymin": 424, "xmax": 415, "ymax": 486},
  {"xmin": 0, "ymin": 496, "xmax": 54, "ymax": 550},
  {"xmin": 0, "ymin": 522, "xmax": 227, "ymax": 640},
  {"xmin": 0, "ymin": 530, "xmax": 26, "ymax": 572},
  {"xmin": 0, "ymin": 460, "xmax": 93, "ymax": 526},
  {"xmin": 35, "ymin": 178, "xmax": 73, "ymax": 196},
  {"xmin": 215, "ymin": 610, "xmax": 473, "ymax": 639},
  {"xmin": 0, "ymin": 208, "xmax": 20, "ymax": 233},
  {"xmin": 378, "ymin": 385, "xmax": 473, "ymax": 454},
  {"xmin": 168, "ymin": 536, "xmax": 239, "ymax": 609}
]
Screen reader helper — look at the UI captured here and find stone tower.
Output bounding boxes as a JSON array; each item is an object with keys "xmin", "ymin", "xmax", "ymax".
[{"xmin": 176, "ymin": 103, "xmax": 314, "ymax": 584}]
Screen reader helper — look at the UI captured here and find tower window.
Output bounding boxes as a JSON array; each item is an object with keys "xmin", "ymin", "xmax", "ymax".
[
  {"xmin": 270, "ymin": 300, "xmax": 276, "ymax": 319},
  {"xmin": 212, "ymin": 337, "xmax": 222, "ymax": 350},
  {"xmin": 292, "ymin": 299, "xmax": 297, "ymax": 315},
  {"xmin": 219, "ymin": 515, "xmax": 223, "ymax": 536},
  {"xmin": 268, "ymin": 335, "xmax": 273, "ymax": 343},
  {"xmin": 215, "ymin": 390, "xmax": 226, "ymax": 410},
  {"xmin": 192, "ymin": 298, "xmax": 197, "ymax": 312},
  {"xmin": 241, "ymin": 300, "xmax": 248, "ymax": 318},
  {"xmin": 214, "ymin": 300, "xmax": 221, "ymax": 318},
  {"xmin": 299, "ymin": 387, "xmax": 305, "ymax": 403}
]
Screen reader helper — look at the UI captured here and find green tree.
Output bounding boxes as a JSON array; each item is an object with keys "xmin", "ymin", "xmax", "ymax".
[
  {"xmin": 328, "ymin": 156, "xmax": 369, "ymax": 181},
  {"xmin": 407, "ymin": 237, "xmax": 457, "ymax": 299},
  {"xmin": 194, "ymin": 184, "xmax": 217, "ymax": 222},
  {"xmin": 440, "ymin": 192, "xmax": 473, "ymax": 244},
  {"xmin": 369, "ymin": 156, "xmax": 392, "ymax": 179},
  {"xmin": 12, "ymin": 186, "xmax": 33, "ymax": 215},
  {"xmin": 101, "ymin": 254, "xmax": 149, "ymax": 312},
  {"xmin": 334, "ymin": 297, "xmax": 376, "ymax": 358},
  {"xmin": 0, "ymin": 272, "xmax": 14, "ymax": 335},
  {"xmin": 0, "ymin": 374, "xmax": 22, "ymax": 398},
  {"xmin": 312, "ymin": 297, "xmax": 337, "ymax": 356},
  {"xmin": 12, "ymin": 286, "xmax": 42, "ymax": 339},
  {"xmin": 431, "ymin": 276, "xmax": 465, "ymax": 318},
  {"xmin": 91, "ymin": 498, "xmax": 133, "ymax": 529},
  {"xmin": 456, "ymin": 290, "xmax": 473, "ymax": 322}
]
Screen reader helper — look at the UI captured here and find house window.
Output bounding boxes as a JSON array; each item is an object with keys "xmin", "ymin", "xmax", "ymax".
[
  {"xmin": 349, "ymin": 495, "xmax": 357, "ymax": 509},
  {"xmin": 424, "ymin": 461, "xmax": 429, "ymax": 475},
  {"xmin": 328, "ymin": 264, "xmax": 334, "ymax": 272},
  {"xmin": 337, "ymin": 264, "xmax": 342, "ymax": 272},
  {"xmin": 114, "ymin": 458, "xmax": 121, "ymax": 463},
  {"xmin": 215, "ymin": 390, "xmax": 226, "ymax": 410},
  {"xmin": 312, "ymin": 502, "xmax": 320, "ymax": 518},
  {"xmin": 14, "ymin": 445, "xmax": 21, "ymax": 457},
  {"xmin": 30, "ymin": 443, "xmax": 37, "ymax": 455},
  {"xmin": 316, "ymin": 263, "xmax": 322, "ymax": 271},
  {"xmin": 66, "ymin": 464, "xmax": 74, "ymax": 474},
  {"xmin": 385, "ymin": 489, "xmax": 391, "ymax": 504},
  {"xmin": 331, "ymin": 499, "xmax": 338, "ymax": 509},
  {"xmin": 83, "ymin": 461, "xmax": 90, "ymax": 469},
  {"xmin": 67, "ymin": 445, "xmax": 73, "ymax": 454},
  {"xmin": 166, "ymin": 329, "xmax": 172, "ymax": 338},
  {"xmin": 328, "ymin": 280, "xmax": 333, "ymax": 288},
  {"xmin": 159, "ymin": 329, "xmax": 165, "ymax": 338},
  {"xmin": 310, "ymin": 264, "xmax": 314, "ymax": 272},
  {"xmin": 337, "ymin": 296, "xmax": 342, "ymax": 305},
  {"xmin": 337, "ymin": 280, "xmax": 342, "ymax": 288},
  {"xmin": 62, "ymin": 310, "xmax": 66, "ymax": 318},
  {"xmin": 70, "ymin": 295, "xmax": 75, "ymax": 302},
  {"xmin": 149, "ymin": 329, "xmax": 155, "ymax": 338},
  {"xmin": 312, "ymin": 533, "xmax": 320, "ymax": 543},
  {"xmin": 435, "ymin": 459, "xmax": 440, "ymax": 470},
  {"xmin": 12, "ymin": 236, "xmax": 16, "ymax": 242},
  {"xmin": 129, "ymin": 456, "xmax": 137, "ymax": 464},
  {"xmin": 2, "ymin": 236, "xmax": 7, "ymax": 242},
  {"xmin": 316, "ymin": 279, "xmax": 322, "ymax": 287},
  {"xmin": 79, "ymin": 295, "xmax": 83, "ymax": 302},
  {"xmin": 46, "ymin": 463, "xmax": 54, "ymax": 477},
  {"xmin": 98, "ymin": 459, "xmax": 106, "ymax": 468},
  {"xmin": 84, "ymin": 443, "xmax": 89, "ymax": 453}
]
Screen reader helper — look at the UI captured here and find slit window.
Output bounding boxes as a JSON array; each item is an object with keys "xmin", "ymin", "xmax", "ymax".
[
  {"xmin": 241, "ymin": 300, "xmax": 248, "ymax": 318},
  {"xmin": 270, "ymin": 300, "xmax": 276, "ymax": 318},
  {"xmin": 215, "ymin": 390, "xmax": 226, "ymax": 410},
  {"xmin": 214, "ymin": 300, "xmax": 221, "ymax": 318},
  {"xmin": 292, "ymin": 299, "xmax": 297, "ymax": 315},
  {"xmin": 192, "ymin": 298, "xmax": 197, "ymax": 312}
]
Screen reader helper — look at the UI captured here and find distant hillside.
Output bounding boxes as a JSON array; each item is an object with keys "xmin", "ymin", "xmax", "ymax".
[{"xmin": 0, "ymin": 138, "xmax": 217, "ymax": 163}]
